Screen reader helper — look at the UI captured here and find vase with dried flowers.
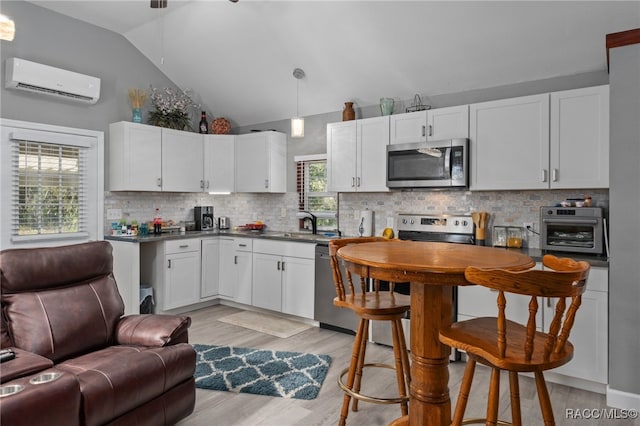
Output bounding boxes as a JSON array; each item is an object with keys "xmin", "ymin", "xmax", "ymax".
[
  {"xmin": 128, "ymin": 88, "xmax": 147, "ymax": 123},
  {"xmin": 148, "ymin": 86, "xmax": 194, "ymax": 130}
]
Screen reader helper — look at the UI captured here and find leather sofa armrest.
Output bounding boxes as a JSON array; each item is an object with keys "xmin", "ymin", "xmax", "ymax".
[
  {"xmin": 0, "ymin": 348, "xmax": 54, "ymax": 384},
  {"xmin": 115, "ymin": 314, "xmax": 191, "ymax": 347}
]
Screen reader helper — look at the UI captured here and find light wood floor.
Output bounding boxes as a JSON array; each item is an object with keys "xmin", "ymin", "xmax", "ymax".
[{"xmin": 177, "ymin": 305, "xmax": 637, "ymax": 426}]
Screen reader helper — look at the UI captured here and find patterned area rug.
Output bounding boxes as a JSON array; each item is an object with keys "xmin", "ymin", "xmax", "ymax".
[
  {"xmin": 193, "ymin": 344, "xmax": 332, "ymax": 400},
  {"xmin": 217, "ymin": 310, "xmax": 313, "ymax": 338}
]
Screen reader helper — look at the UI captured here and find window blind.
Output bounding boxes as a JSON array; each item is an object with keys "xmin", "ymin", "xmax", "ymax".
[{"xmin": 10, "ymin": 136, "xmax": 89, "ymax": 241}]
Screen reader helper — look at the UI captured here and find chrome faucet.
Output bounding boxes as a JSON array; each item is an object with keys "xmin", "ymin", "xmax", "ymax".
[{"xmin": 297, "ymin": 211, "xmax": 317, "ymax": 234}]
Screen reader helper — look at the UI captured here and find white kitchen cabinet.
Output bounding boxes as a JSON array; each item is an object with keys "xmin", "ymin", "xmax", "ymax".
[
  {"xmin": 218, "ymin": 237, "xmax": 253, "ymax": 304},
  {"xmin": 550, "ymin": 85, "xmax": 609, "ymax": 189},
  {"xmin": 252, "ymin": 253, "xmax": 283, "ymax": 311},
  {"xmin": 162, "ymin": 239, "xmax": 201, "ymax": 311},
  {"xmin": 252, "ymin": 240, "xmax": 315, "ymax": 319},
  {"xmin": 109, "ymin": 122, "xmax": 206, "ymax": 192},
  {"xmin": 235, "ymin": 131, "xmax": 286, "ymax": 193},
  {"xmin": 201, "ymin": 238, "xmax": 220, "ymax": 299},
  {"xmin": 109, "ymin": 121, "xmax": 162, "ymax": 191},
  {"xmin": 389, "ymin": 105, "xmax": 469, "ymax": 145},
  {"xmin": 470, "ymin": 94, "xmax": 550, "ymax": 190},
  {"xmin": 470, "ymin": 85, "xmax": 609, "ymax": 191},
  {"xmin": 543, "ymin": 266, "xmax": 608, "ymax": 386},
  {"xmin": 457, "ymin": 262, "xmax": 544, "ymax": 326},
  {"xmin": 458, "ymin": 261, "xmax": 608, "ymax": 390},
  {"xmin": 327, "ymin": 116, "xmax": 389, "ymax": 192},
  {"xmin": 161, "ymin": 128, "xmax": 204, "ymax": 192},
  {"xmin": 204, "ymin": 134, "xmax": 235, "ymax": 193}
]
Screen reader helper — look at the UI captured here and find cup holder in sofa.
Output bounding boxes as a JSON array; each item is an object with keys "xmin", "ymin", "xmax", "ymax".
[
  {"xmin": 29, "ymin": 371, "xmax": 63, "ymax": 385},
  {"xmin": 0, "ymin": 384, "xmax": 25, "ymax": 397}
]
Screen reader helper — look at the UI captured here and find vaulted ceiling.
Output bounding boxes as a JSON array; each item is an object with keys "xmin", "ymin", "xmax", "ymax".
[{"xmin": 28, "ymin": 1, "xmax": 640, "ymax": 127}]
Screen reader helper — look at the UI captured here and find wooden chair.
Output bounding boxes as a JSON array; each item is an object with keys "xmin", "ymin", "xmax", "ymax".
[
  {"xmin": 329, "ymin": 237, "xmax": 412, "ymax": 426},
  {"xmin": 439, "ymin": 254, "xmax": 590, "ymax": 426}
]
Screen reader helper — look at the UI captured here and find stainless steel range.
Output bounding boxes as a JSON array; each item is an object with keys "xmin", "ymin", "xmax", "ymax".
[{"xmin": 371, "ymin": 213, "xmax": 475, "ymax": 360}]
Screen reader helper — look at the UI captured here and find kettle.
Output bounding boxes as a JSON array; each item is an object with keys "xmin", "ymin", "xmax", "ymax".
[{"xmin": 218, "ymin": 216, "xmax": 230, "ymax": 229}]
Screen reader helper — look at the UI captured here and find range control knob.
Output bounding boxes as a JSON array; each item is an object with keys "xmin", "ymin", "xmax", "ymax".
[
  {"xmin": 454, "ymin": 220, "xmax": 460, "ymax": 226},
  {"xmin": 402, "ymin": 218, "xmax": 408, "ymax": 224},
  {"xmin": 462, "ymin": 220, "xmax": 468, "ymax": 226}
]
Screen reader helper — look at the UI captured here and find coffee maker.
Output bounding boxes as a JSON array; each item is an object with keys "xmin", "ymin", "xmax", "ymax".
[{"xmin": 194, "ymin": 206, "xmax": 214, "ymax": 231}]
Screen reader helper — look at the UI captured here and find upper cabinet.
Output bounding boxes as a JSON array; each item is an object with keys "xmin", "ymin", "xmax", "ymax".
[
  {"xmin": 470, "ymin": 94, "xmax": 550, "ymax": 190},
  {"xmin": 234, "ymin": 131, "xmax": 287, "ymax": 193},
  {"xmin": 204, "ymin": 134, "xmax": 235, "ymax": 193},
  {"xmin": 550, "ymin": 85, "xmax": 609, "ymax": 189},
  {"xmin": 109, "ymin": 122, "xmax": 205, "ymax": 192},
  {"xmin": 389, "ymin": 105, "xmax": 469, "ymax": 145},
  {"xmin": 161, "ymin": 128, "xmax": 204, "ymax": 192},
  {"xmin": 109, "ymin": 122, "xmax": 163, "ymax": 191},
  {"xmin": 327, "ymin": 116, "xmax": 389, "ymax": 192},
  {"xmin": 470, "ymin": 86, "xmax": 609, "ymax": 191}
]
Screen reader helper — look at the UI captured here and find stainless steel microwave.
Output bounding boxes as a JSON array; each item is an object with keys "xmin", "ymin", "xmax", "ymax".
[{"xmin": 386, "ymin": 138, "xmax": 469, "ymax": 189}]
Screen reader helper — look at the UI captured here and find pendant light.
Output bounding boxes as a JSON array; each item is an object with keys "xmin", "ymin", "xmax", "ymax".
[
  {"xmin": 0, "ymin": 14, "xmax": 15, "ymax": 41},
  {"xmin": 291, "ymin": 68, "xmax": 305, "ymax": 138}
]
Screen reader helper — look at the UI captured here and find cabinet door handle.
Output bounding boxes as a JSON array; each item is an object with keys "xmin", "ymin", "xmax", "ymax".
[
  {"xmin": 179, "ymin": 244, "xmax": 188, "ymax": 248},
  {"xmin": 351, "ymin": 177, "xmax": 356, "ymax": 187},
  {"xmin": 421, "ymin": 125, "xmax": 426, "ymax": 137},
  {"xmin": 552, "ymin": 169, "xmax": 558, "ymax": 182},
  {"xmin": 277, "ymin": 261, "xmax": 281, "ymax": 270},
  {"xmin": 281, "ymin": 261, "xmax": 285, "ymax": 271},
  {"xmin": 206, "ymin": 180, "xmax": 210, "ymax": 189},
  {"xmin": 200, "ymin": 180, "xmax": 204, "ymax": 189},
  {"xmin": 239, "ymin": 244, "xmax": 247, "ymax": 247},
  {"xmin": 168, "ymin": 259, "xmax": 171, "ymax": 269},
  {"xmin": 428, "ymin": 124, "xmax": 433, "ymax": 137},
  {"xmin": 547, "ymin": 297, "xmax": 552, "ymax": 308},
  {"xmin": 157, "ymin": 178, "xmax": 162, "ymax": 187},
  {"xmin": 234, "ymin": 255, "xmax": 238, "ymax": 265},
  {"xmin": 265, "ymin": 179, "xmax": 269, "ymax": 189},
  {"xmin": 357, "ymin": 177, "xmax": 361, "ymax": 187},
  {"xmin": 541, "ymin": 169, "xmax": 548, "ymax": 182}
]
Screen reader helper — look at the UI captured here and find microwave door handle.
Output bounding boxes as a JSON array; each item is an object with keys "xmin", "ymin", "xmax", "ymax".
[
  {"xmin": 542, "ymin": 218, "xmax": 599, "ymax": 225},
  {"xmin": 445, "ymin": 147, "xmax": 451, "ymax": 175}
]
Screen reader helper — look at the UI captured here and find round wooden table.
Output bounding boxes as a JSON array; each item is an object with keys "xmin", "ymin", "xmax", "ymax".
[{"xmin": 337, "ymin": 241, "xmax": 535, "ymax": 426}]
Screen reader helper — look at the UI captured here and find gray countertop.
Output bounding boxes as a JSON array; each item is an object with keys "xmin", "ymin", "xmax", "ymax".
[{"xmin": 104, "ymin": 232, "xmax": 608, "ymax": 267}]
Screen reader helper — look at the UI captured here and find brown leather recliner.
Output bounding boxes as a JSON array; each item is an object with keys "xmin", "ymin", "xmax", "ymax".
[{"xmin": 0, "ymin": 241, "xmax": 196, "ymax": 426}]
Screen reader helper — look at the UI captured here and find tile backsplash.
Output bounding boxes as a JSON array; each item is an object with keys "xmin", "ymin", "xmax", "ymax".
[{"xmin": 105, "ymin": 188, "xmax": 608, "ymax": 249}]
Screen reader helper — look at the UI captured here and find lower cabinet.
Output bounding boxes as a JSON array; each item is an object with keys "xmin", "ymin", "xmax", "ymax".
[
  {"xmin": 142, "ymin": 238, "xmax": 202, "ymax": 312},
  {"xmin": 252, "ymin": 240, "xmax": 315, "ymax": 319},
  {"xmin": 218, "ymin": 237, "xmax": 253, "ymax": 305},
  {"xmin": 457, "ymin": 263, "xmax": 608, "ymax": 388},
  {"xmin": 201, "ymin": 238, "xmax": 220, "ymax": 299}
]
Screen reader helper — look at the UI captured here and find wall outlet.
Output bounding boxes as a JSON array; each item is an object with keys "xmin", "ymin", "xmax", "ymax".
[
  {"xmin": 107, "ymin": 208, "xmax": 122, "ymax": 220},
  {"xmin": 523, "ymin": 222, "xmax": 534, "ymax": 233}
]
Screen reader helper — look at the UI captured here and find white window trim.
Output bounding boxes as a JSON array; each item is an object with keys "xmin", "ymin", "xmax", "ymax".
[{"xmin": 0, "ymin": 119, "xmax": 104, "ymax": 249}]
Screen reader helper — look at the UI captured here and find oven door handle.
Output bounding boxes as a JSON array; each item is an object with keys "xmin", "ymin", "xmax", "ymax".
[{"xmin": 542, "ymin": 218, "xmax": 599, "ymax": 225}]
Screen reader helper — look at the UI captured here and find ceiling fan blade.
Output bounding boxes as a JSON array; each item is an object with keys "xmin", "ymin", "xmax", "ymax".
[{"xmin": 150, "ymin": 0, "xmax": 167, "ymax": 8}]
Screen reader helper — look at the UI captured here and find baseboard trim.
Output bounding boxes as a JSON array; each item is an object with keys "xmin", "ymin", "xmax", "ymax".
[{"xmin": 607, "ymin": 386, "xmax": 640, "ymax": 410}]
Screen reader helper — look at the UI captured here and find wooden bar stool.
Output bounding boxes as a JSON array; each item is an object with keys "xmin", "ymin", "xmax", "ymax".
[
  {"xmin": 439, "ymin": 254, "xmax": 590, "ymax": 426},
  {"xmin": 329, "ymin": 237, "xmax": 411, "ymax": 426}
]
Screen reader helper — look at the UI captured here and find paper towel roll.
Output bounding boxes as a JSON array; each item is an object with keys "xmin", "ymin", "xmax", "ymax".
[{"xmin": 358, "ymin": 210, "xmax": 373, "ymax": 237}]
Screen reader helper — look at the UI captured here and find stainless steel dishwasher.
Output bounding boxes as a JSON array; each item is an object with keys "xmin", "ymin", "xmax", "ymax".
[{"xmin": 314, "ymin": 243, "xmax": 358, "ymax": 334}]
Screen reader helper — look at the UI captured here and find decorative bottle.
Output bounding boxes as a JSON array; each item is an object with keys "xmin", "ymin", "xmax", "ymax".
[
  {"xmin": 153, "ymin": 208, "xmax": 162, "ymax": 235},
  {"xmin": 342, "ymin": 102, "xmax": 355, "ymax": 121},
  {"xmin": 199, "ymin": 111, "xmax": 208, "ymax": 134}
]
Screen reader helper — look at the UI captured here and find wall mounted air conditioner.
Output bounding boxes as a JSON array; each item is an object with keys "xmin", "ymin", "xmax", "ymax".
[{"xmin": 5, "ymin": 57, "xmax": 101, "ymax": 104}]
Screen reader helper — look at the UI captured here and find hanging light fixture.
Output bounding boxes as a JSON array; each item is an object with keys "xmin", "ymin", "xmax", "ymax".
[
  {"xmin": 0, "ymin": 13, "xmax": 15, "ymax": 41},
  {"xmin": 291, "ymin": 68, "xmax": 305, "ymax": 138}
]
